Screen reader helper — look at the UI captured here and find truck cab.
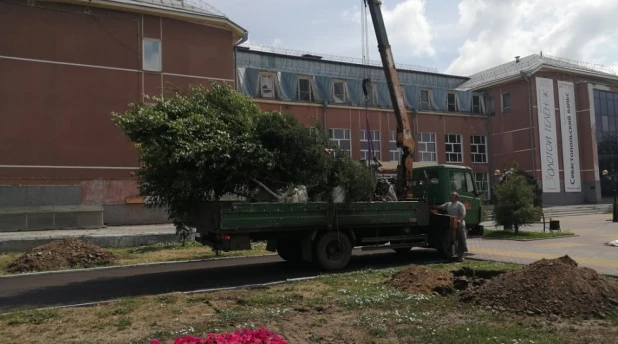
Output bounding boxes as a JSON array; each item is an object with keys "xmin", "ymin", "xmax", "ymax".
[{"xmin": 411, "ymin": 165, "xmax": 484, "ymax": 236}]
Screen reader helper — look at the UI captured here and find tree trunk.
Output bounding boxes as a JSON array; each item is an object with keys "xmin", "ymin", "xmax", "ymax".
[{"xmin": 250, "ymin": 177, "xmax": 284, "ymax": 202}]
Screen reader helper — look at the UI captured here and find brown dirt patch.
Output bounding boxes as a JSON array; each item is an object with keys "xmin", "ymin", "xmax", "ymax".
[
  {"xmin": 6, "ymin": 238, "xmax": 117, "ymax": 273},
  {"xmin": 461, "ymin": 255, "xmax": 618, "ymax": 318},
  {"xmin": 387, "ymin": 265, "xmax": 454, "ymax": 294}
]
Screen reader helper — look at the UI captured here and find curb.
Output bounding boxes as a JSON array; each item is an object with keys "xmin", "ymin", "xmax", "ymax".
[
  {"xmin": 479, "ymin": 234, "xmax": 579, "ymax": 242},
  {"xmin": 0, "ymin": 253, "xmax": 278, "ymax": 279}
]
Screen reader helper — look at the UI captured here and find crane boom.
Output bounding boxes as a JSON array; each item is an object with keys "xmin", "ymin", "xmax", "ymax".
[{"xmin": 365, "ymin": 0, "xmax": 415, "ymax": 199}]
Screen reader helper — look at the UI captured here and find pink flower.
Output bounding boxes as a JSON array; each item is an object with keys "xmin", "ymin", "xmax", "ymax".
[{"xmin": 156, "ymin": 327, "xmax": 287, "ymax": 344}]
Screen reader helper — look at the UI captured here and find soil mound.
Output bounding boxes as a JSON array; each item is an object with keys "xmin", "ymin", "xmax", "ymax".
[
  {"xmin": 387, "ymin": 265, "xmax": 453, "ymax": 295},
  {"xmin": 461, "ymin": 255, "xmax": 618, "ymax": 318},
  {"xmin": 7, "ymin": 238, "xmax": 117, "ymax": 273}
]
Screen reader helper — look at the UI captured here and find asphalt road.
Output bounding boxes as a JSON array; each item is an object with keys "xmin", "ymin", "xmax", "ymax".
[{"xmin": 0, "ymin": 249, "xmax": 448, "ymax": 313}]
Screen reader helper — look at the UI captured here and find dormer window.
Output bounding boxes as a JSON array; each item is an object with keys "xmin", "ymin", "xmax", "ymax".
[
  {"xmin": 333, "ymin": 79, "xmax": 347, "ymax": 103},
  {"xmin": 447, "ymin": 92, "xmax": 459, "ymax": 112},
  {"xmin": 298, "ymin": 76, "xmax": 315, "ymax": 102},
  {"xmin": 258, "ymin": 72, "xmax": 277, "ymax": 99}
]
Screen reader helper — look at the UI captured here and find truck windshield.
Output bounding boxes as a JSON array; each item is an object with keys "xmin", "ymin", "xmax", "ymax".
[
  {"xmin": 449, "ymin": 170, "xmax": 475, "ymax": 194},
  {"xmin": 412, "ymin": 170, "xmax": 439, "ymax": 186}
]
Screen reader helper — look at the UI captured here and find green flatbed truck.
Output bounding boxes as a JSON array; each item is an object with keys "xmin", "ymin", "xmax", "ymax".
[{"xmin": 188, "ymin": 165, "xmax": 484, "ymax": 271}]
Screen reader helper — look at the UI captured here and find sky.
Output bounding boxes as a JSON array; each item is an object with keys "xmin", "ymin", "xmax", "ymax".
[{"xmin": 207, "ymin": 0, "xmax": 618, "ymax": 77}]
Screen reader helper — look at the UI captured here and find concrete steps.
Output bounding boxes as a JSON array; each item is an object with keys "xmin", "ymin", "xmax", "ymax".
[{"xmin": 484, "ymin": 204, "xmax": 612, "ymax": 222}]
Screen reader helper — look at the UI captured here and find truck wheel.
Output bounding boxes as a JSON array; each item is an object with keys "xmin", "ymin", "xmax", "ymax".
[
  {"xmin": 314, "ymin": 231, "xmax": 352, "ymax": 271},
  {"xmin": 277, "ymin": 242, "xmax": 303, "ymax": 263}
]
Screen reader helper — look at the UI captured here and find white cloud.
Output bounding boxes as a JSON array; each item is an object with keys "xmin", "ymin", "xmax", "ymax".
[
  {"xmin": 341, "ymin": 0, "xmax": 435, "ymax": 59},
  {"xmin": 445, "ymin": 0, "xmax": 618, "ymax": 76}
]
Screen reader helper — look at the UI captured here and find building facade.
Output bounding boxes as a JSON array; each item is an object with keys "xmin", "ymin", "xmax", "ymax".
[
  {"xmin": 0, "ymin": 0, "xmax": 246, "ymax": 229},
  {"xmin": 456, "ymin": 54, "xmax": 618, "ymax": 205},
  {"xmin": 235, "ymin": 47, "xmax": 493, "ymax": 200}
]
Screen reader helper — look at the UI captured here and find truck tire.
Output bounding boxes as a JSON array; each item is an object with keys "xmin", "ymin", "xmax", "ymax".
[
  {"xmin": 277, "ymin": 242, "xmax": 303, "ymax": 263},
  {"xmin": 314, "ymin": 231, "xmax": 352, "ymax": 271}
]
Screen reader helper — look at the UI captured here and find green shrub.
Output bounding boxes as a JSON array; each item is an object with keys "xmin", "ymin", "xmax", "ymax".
[{"xmin": 493, "ymin": 165, "xmax": 541, "ymax": 232}]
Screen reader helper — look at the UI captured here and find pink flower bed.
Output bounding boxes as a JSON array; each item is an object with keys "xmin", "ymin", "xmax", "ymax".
[{"xmin": 151, "ymin": 327, "xmax": 287, "ymax": 344}]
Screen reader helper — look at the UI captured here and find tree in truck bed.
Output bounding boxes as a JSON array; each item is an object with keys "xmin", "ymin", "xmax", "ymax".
[{"xmin": 112, "ymin": 83, "xmax": 375, "ymax": 239}]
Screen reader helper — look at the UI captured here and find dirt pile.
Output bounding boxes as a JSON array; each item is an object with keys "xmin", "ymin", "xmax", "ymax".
[
  {"xmin": 461, "ymin": 256, "xmax": 618, "ymax": 318},
  {"xmin": 7, "ymin": 238, "xmax": 117, "ymax": 273},
  {"xmin": 388, "ymin": 265, "xmax": 504, "ymax": 296},
  {"xmin": 387, "ymin": 265, "xmax": 454, "ymax": 295}
]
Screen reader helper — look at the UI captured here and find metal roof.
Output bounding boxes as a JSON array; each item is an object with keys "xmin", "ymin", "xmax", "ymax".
[
  {"xmin": 124, "ymin": 0, "xmax": 226, "ymax": 18},
  {"xmin": 456, "ymin": 54, "xmax": 618, "ymax": 91}
]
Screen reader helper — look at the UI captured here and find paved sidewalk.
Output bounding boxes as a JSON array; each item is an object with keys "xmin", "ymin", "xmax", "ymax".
[{"xmin": 469, "ymin": 214, "xmax": 618, "ymax": 276}]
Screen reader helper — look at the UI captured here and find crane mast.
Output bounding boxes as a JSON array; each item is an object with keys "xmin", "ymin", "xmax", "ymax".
[{"xmin": 364, "ymin": 0, "xmax": 416, "ymax": 200}]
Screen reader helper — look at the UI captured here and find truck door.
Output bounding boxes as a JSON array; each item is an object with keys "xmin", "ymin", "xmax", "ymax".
[{"xmin": 448, "ymin": 169, "xmax": 480, "ymax": 226}]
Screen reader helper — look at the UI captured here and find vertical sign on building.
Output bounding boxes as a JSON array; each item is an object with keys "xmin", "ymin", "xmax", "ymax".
[
  {"xmin": 536, "ymin": 77, "xmax": 561, "ymax": 193},
  {"xmin": 557, "ymin": 81, "xmax": 581, "ymax": 192}
]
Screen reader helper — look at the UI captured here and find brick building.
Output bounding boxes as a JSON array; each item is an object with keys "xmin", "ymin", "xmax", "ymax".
[
  {"xmin": 455, "ymin": 54, "xmax": 618, "ymax": 205},
  {"xmin": 0, "ymin": 0, "xmax": 247, "ymax": 229}
]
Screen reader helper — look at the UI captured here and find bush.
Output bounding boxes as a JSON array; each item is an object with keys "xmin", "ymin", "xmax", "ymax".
[
  {"xmin": 493, "ymin": 165, "xmax": 541, "ymax": 232},
  {"xmin": 151, "ymin": 327, "xmax": 287, "ymax": 344}
]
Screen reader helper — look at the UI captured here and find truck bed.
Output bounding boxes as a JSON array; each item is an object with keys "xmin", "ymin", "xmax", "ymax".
[{"xmin": 187, "ymin": 201, "xmax": 429, "ymax": 234}]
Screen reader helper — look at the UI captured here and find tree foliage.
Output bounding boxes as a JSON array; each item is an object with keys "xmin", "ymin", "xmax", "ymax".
[
  {"xmin": 493, "ymin": 164, "xmax": 542, "ymax": 232},
  {"xmin": 112, "ymin": 84, "xmax": 376, "ymax": 235}
]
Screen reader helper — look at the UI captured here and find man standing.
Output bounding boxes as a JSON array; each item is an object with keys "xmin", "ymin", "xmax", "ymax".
[{"xmin": 437, "ymin": 192, "xmax": 468, "ymax": 262}]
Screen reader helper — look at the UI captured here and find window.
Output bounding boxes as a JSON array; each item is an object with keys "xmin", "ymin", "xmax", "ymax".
[
  {"xmin": 333, "ymin": 79, "xmax": 347, "ymax": 103},
  {"xmin": 447, "ymin": 92, "xmax": 459, "ymax": 112},
  {"xmin": 472, "ymin": 94, "xmax": 485, "ymax": 114},
  {"xmin": 329, "ymin": 129, "xmax": 351, "ymax": 156},
  {"xmin": 475, "ymin": 173, "xmax": 490, "ymax": 200},
  {"xmin": 258, "ymin": 72, "xmax": 277, "ymax": 99},
  {"xmin": 420, "ymin": 89, "xmax": 431, "ymax": 110},
  {"xmin": 445, "ymin": 134, "xmax": 463, "ymax": 163},
  {"xmin": 417, "ymin": 132, "xmax": 437, "ymax": 162},
  {"xmin": 142, "ymin": 38, "xmax": 161, "ymax": 72},
  {"xmin": 450, "ymin": 170, "xmax": 474, "ymax": 193},
  {"xmin": 298, "ymin": 76, "xmax": 315, "ymax": 102},
  {"xmin": 502, "ymin": 92, "xmax": 511, "ymax": 113},
  {"xmin": 470, "ymin": 135, "xmax": 487, "ymax": 163},
  {"xmin": 360, "ymin": 130, "xmax": 381, "ymax": 160},
  {"xmin": 388, "ymin": 131, "xmax": 402, "ymax": 162}
]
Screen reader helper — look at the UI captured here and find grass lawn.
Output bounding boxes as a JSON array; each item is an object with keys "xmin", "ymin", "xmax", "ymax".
[
  {"xmin": 1, "ymin": 261, "xmax": 616, "ymax": 344},
  {"xmin": 483, "ymin": 229, "xmax": 575, "ymax": 240},
  {"xmin": 0, "ymin": 241, "xmax": 272, "ymax": 276}
]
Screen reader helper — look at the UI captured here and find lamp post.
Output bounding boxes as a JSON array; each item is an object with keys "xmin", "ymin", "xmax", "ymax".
[{"xmin": 602, "ymin": 168, "xmax": 618, "ymax": 222}]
